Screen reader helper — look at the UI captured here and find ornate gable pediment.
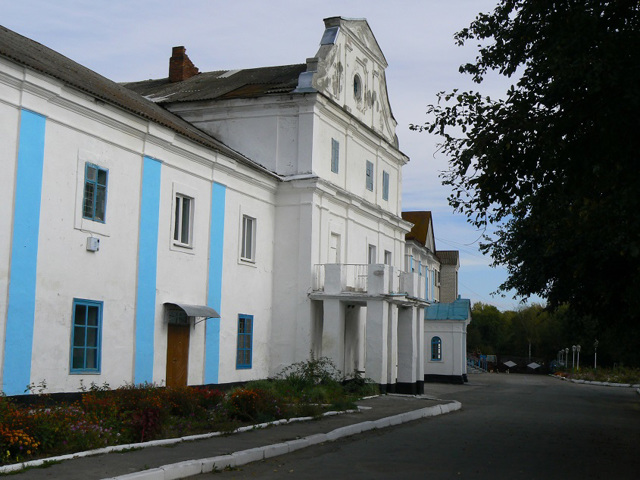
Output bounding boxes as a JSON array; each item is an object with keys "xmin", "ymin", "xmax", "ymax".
[{"xmin": 296, "ymin": 17, "xmax": 398, "ymax": 146}]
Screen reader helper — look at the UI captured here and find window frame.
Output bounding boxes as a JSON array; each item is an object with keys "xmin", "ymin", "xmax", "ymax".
[
  {"xmin": 236, "ymin": 314, "xmax": 253, "ymax": 369},
  {"xmin": 331, "ymin": 138, "xmax": 340, "ymax": 174},
  {"xmin": 173, "ymin": 193, "xmax": 194, "ymax": 248},
  {"xmin": 382, "ymin": 170, "xmax": 390, "ymax": 200},
  {"xmin": 431, "ymin": 336, "xmax": 442, "ymax": 361},
  {"xmin": 82, "ymin": 163, "xmax": 108, "ymax": 223},
  {"xmin": 365, "ymin": 160, "xmax": 374, "ymax": 191},
  {"xmin": 70, "ymin": 298, "xmax": 103, "ymax": 373},
  {"xmin": 240, "ymin": 214, "xmax": 256, "ymax": 262}
]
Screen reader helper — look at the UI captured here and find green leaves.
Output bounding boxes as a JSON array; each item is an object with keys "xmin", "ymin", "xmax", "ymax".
[{"xmin": 419, "ymin": 0, "xmax": 640, "ymax": 329}]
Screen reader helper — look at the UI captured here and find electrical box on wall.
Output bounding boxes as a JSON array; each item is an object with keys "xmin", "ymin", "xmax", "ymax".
[{"xmin": 86, "ymin": 237, "xmax": 100, "ymax": 252}]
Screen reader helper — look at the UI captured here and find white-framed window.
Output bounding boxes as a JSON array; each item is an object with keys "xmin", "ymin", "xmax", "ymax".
[
  {"xmin": 331, "ymin": 138, "xmax": 339, "ymax": 174},
  {"xmin": 173, "ymin": 193, "xmax": 194, "ymax": 247},
  {"xmin": 382, "ymin": 170, "xmax": 390, "ymax": 201},
  {"xmin": 431, "ymin": 336, "xmax": 442, "ymax": 361},
  {"xmin": 241, "ymin": 215, "xmax": 256, "ymax": 262},
  {"xmin": 366, "ymin": 160, "xmax": 374, "ymax": 191},
  {"xmin": 384, "ymin": 250, "xmax": 392, "ymax": 265}
]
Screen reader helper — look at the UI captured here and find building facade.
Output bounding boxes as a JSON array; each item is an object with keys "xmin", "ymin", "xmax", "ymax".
[{"xmin": 0, "ymin": 18, "xmax": 468, "ymax": 396}]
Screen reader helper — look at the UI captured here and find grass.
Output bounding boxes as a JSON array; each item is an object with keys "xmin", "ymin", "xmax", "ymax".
[{"xmin": 555, "ymin": 366, "xmax": 640, "ymax": 384}]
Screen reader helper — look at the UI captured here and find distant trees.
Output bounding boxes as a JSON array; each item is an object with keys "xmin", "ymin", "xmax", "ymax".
[{"xmin": 467, "ymin": 302, "xmax": 639, "ymax": 367}]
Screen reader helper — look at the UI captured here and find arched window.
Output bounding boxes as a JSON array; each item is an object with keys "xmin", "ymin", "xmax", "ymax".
[{"xmin": 431, "ymin": 336, "xmax": 442, "ymax": 361}]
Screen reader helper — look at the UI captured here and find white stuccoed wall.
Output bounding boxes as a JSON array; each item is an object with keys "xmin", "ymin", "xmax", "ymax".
[{"xmin": 0, "ymin": 57, "xmax": 279, "ymax": 393}]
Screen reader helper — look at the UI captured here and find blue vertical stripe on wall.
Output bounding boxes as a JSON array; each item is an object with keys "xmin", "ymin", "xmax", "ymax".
[
  {"xmin": 3, "ymin": 110, "xmax": 46, "ymax": 395},
  {"xmin": 205, "ymin": 182, "xmax": 226, "ymax": 384},
  {"xmin": 134, "ymin": 156, "xmax": 162, "ymax": 384}
]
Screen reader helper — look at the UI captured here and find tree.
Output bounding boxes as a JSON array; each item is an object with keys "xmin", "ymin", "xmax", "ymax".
[{"xmin": 414, "ymin": 1, "xmax": 640, "ymax": 329}]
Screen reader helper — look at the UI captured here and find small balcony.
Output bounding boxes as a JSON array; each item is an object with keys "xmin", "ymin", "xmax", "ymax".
[{"xmin": 312, "ymin": 264, "xmax": 428, "ymax": 302}]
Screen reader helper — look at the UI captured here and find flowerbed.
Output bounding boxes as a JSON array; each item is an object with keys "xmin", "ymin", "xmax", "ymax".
[{"xmin": 0, "ymin": 358, "xmax": 378, "ymax": 466}]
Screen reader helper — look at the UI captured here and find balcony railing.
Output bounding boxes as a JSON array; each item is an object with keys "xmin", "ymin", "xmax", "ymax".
[
  {"xmin": 313, "ymin": 264, "xmax": 368, "ymax": 293},
  {"xmin": 312, "ymin": 264, "xmax": 428, "ymax": 301}
]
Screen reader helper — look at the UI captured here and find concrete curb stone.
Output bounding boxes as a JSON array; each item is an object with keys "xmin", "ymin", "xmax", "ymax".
[{"xmin": 102, "ymin": 400, "xmax": 461, "ymax": 480}]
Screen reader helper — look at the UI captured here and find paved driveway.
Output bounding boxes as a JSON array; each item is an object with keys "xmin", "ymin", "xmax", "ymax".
[{"xmin": 206, "ymin": 374, "xmax": 640, "ymax": 479}]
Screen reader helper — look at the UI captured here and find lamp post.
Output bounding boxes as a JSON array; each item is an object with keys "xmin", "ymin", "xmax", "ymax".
[
  {"xmin": 572, "ymin": 345, "xmax": 576, "ymax": 370},
  {"xmin": 565, "ymin": 348, "xmax": 569, "ymax": 370},
  {"xmin": 594, "ymin": 339, "xmax": 599, "ymax": 371},
  {"xmin": 576, "ymin": 345, "xmax": 581, "ymax": 371}
]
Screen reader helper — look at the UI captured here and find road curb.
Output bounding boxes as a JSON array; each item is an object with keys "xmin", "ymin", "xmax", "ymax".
[
  {"xmin": 105, "ymin": 400, "xmax": 461, "ymax": 480},
  {"xmin": 550, "ymin": 374, "xmax": 640, "ymax": 390}
]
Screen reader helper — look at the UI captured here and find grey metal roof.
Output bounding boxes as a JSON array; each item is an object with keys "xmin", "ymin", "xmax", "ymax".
[
  {"xmin": 164, "ymin": 303, "xmax": 220, "ymax": 318},
  {"xmin": 0, "ymin": 24, "xmax": 262, "ymax": 168},
  {"xmin": 122, "ymin": 64, "xmax": 307, "ymax": 104}
]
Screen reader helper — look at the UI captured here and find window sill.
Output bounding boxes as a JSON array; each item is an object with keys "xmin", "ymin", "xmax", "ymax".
[
  {"xmin": 171, "ymin": 242, "xmax": 195, "ymax": 255},
  {"xmin": 239, "ymin": 257, "xmax": 256, "ymax": 267}
]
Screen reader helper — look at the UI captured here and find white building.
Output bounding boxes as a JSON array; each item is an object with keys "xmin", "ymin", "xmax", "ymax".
[{"xmin": 0, "ymin": 18, "xmax": 469, "ymax": 396}]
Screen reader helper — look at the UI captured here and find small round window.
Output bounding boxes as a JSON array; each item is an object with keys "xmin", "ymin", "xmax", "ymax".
[{"xmin": 353, "ymin": 74, "xmax": 362, "ymax": 100}]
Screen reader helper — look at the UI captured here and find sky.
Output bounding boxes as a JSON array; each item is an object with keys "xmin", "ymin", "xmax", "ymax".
[{"xmin": 3, "ymin": 0, "xmax": 542, "ymax": 310}]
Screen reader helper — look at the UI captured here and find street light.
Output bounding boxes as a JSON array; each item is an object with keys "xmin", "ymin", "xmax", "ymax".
[
  {"xmin": 572, "ymin": 345, "xmax": 576, "ymax": 370},
  {"xmin": 577, "ymin": 345, "xmax": 581, "ymax": 371},
  {"xmin": 594, "ymin": 339, "xmax": 599, "ymax": 371},
  {"xmin": 565, "ymin": 348, "xmax": 569, "ymax": 370}
]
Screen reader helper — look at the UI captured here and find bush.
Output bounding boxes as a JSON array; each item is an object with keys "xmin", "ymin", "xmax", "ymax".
[{"xmin": 0, "ymin": 369, "xmax": 374, "ymax": 466}]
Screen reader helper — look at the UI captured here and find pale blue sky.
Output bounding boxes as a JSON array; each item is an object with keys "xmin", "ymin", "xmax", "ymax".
[{"xmin": 3, "ymin": 0, "xmax": 542, "ymax": 310}]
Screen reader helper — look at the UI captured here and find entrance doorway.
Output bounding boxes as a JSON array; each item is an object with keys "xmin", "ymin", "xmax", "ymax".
[{"xmin": 166, "ymin": 324, "xmax": 190, "ymax": 387}]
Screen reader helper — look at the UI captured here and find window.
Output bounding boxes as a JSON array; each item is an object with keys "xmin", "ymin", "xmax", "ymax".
[
  {"xmin": 236, "ymin": 314, "xmax": 253, "ymax": 369},
  {"xmin": 82, "ymin": 163, "xmax": 108, "ymax": 222},
  {"xmin": 70, "ymin": 299, "xmax": 102, "ymax": 373},
  {"xmin": 366, "ymin": 160, "xmax": 374, "ymax": 191},
  {"xmin": 331, "ymin": 138, "xmax": 339, "ymax": 174},
  {"xmin": 368, "ymin": 244, "xmax": 377, "ymax": 264},
  {"xmin": 431, "ymin": 336, "xmax": 442, "ymax": 361},
  {"xmin": 353, "ymin": 74, "xmax": 362, "ymax": 99},
  {"xmin": 384, "ymin": 250, "xmax": 392, "ymax": 266},
  {"xmin": 382, "ymin": 171, "xmax": 389, "ymax": 200},
  {"xmin": 173, "ymin": 194, "xmax": 193, "ymax": 246},
  {"xmin": 241, "ymin": 215, "xmax": 256, "ymax": 261}
]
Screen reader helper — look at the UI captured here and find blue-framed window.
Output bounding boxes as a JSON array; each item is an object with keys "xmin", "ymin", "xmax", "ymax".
[
  {"xmin": 71, "ymin": 299, "xmax": 102, "ymax": 372},
  {"xmin": 365, "ymin": 160, "xmax": 374, "ymax": 191},
  {"xmin": 82, "ymin": 163, "xmax": 108, "ymax": 222},
  {"xmin": 382, "ymin": 170, "xmax": 389, "ymax": 200},
  {"xmin": 331, "ymin": 138, "xmax": 339, "ymax": 173},
  {"xmin": 236, "ymin": 314, "xmax": 253, "ymax": 369},
  {"xmin": 431, "ymin": 336, "xmax": 442, "ymax": 361}
]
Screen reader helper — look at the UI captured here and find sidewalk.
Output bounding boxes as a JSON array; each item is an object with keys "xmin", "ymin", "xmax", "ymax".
[{"xmin": 5, "ymin": 395, "xmax": 460, "ymax": 480}]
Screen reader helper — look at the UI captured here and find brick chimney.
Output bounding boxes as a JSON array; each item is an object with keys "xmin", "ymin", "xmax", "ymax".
[{"xmin": 169, "ymin": 46, "xmax": 199, "ymax": 82}]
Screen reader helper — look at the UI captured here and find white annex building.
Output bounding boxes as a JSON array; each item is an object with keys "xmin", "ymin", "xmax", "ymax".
[{"xmin": 0, "ymin": 18, "xmax": 469, "ymax": 396}]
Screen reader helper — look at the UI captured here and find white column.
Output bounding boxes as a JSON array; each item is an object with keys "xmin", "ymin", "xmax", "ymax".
[
  {"xmin": 387, "ymin": 303, "xmax": 398, "ymax": 386},
  {"xmin": 322, "ymin": 299, "xmax": 346, "ymax": 373},
  {"xmin": 397, "ymin": 306, "xmax": 417, "ymax": 387},
  {"xmin": 365, "ymin": 299, "xmax": 389, "ymax": 387}
]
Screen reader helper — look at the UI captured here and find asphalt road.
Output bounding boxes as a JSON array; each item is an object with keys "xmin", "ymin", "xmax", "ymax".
[{"xmin": 198, "ymin": 374, "xmax": 640, "ymax": 479}]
